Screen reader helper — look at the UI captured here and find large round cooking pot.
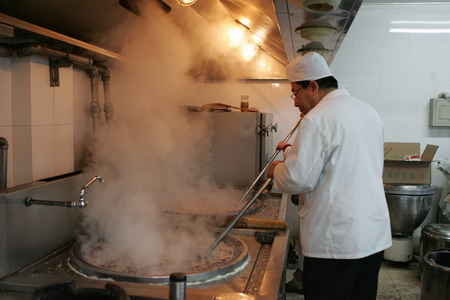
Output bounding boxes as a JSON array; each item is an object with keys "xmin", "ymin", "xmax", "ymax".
[
  {"xmin": 418, "ymin": 224, "xmax": 450, "ymax": 278},
  {"xmin": 384, "ymin": 184, "xmax": 436, "ymax": 236},
  {"xmin": 420, "ymin": 249, "xmax": 450, "ymax": 300}
]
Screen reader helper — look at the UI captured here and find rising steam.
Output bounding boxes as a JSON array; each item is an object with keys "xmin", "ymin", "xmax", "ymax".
[{"xmin": 79, "ymin": 1, "xmax": 246, "ymax": 274}]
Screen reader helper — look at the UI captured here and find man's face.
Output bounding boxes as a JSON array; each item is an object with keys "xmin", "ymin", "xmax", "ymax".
[{"xmin": 290, "ymin": 81, "xmax": 322, "ymax": 116}]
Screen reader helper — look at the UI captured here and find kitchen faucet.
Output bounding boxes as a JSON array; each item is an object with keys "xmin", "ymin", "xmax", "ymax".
[
  {"xmin": 76, "ymin": 176, "xmax": 104, "ymax": 208},
  {"xmin": 25, "ymin": 175, "xmax": 104, "ymax": 208}
]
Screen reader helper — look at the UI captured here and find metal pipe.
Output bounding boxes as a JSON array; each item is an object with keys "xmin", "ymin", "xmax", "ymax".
[
  {"xmin": 169, "ymin": 273, "xmax": 186, "ymax": 300},
  {"xmin": 239, "ymin": 118, "xmax": 302, "ymax": 203},
  {"xmin": 76, "ymin": 64, "xmax": 114, "ymax": 124},
  {"xmin": 204, "ymin": 178, "xmax": 273, "ymax": 257},
  {"xmin": 0, "ymin": 44, "xmax": 13, "ymax": 57},
  {"xmin": 24, "ymin": 176, "xmax": 104, "ymax": 208},
  {"xmin": 101, "ymin": 71, "xmax": 114, "ymax": 121},
  {"xmin": 0, "ymin": 137, "xmax": 8, "ymax": 190},
  {"xmin": 88, "ymin": 69, "xmax": 101, "ymax": 132},
  {"xmin": 25, "ymin": 197, "xmax": 78, "ymax": 208},
  {"xmin": 15, "ymin": 42, "xmax": 94, "ymax": 66}
]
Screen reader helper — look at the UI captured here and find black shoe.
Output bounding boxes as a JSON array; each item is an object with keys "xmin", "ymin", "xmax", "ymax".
[{"xmin": 285, "ymin": 280, "xmax": 303, "ymax": 294}]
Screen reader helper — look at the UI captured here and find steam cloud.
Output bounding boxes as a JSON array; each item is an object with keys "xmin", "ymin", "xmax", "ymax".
[{"xmin": 79, "ymin": 1, "xmax": 246, "ymax": 274}]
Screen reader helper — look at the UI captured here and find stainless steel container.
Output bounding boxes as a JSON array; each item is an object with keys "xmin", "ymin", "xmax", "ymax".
[
  {"xmin": 384, "ymin": 184, "xmax": 436, "ymax": 236},
  {"xmin": 419, "ymin": 224, "xmax": 450, "ymax": 278},
  {"xmin": 420, "ymin": 250, "xmax": 450, "ymax": 300}
]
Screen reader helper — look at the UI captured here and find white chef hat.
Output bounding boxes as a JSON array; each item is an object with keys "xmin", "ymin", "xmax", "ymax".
[{"xmin": 286, "ymin": 52, "xmax": 333, "ymax": 82}]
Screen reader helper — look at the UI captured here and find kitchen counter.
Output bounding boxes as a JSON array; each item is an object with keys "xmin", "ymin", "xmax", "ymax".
[{"xmin": 0, "ymin": 194, "xmax": 289, "ymax": 300}]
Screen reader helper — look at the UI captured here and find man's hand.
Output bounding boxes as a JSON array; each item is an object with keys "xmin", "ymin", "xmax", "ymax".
[
  {"xmin": 267, "ymin": 161, "xmax": 284, "ymax": 178},
  {"xmin": 276, "ymin": 141, "xmax": 291, "ymax": 151}
]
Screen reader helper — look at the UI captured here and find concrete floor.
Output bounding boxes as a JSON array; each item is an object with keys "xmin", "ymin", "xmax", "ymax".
[{"xmin": 283, "ymin": 261, "xmax": 422, "ymax": 300}]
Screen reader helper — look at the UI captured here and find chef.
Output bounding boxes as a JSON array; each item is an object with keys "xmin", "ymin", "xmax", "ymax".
[{"xmin": 268, "ymin": 52, "xmax": 392, "ymax": 300}]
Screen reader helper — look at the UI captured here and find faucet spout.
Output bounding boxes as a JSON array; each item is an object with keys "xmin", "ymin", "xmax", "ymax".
[{"xmin": 75, "ymin": 176, "xmax": 104, "ymax": 208}]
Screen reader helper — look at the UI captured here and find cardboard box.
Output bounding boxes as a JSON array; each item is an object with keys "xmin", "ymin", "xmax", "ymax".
[{"xmin": 383, "ymin": 142, "xmax": 439, "ymax": 184}]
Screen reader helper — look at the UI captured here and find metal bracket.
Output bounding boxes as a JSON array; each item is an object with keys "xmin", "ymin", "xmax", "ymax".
[{"xmin": 48, "ymin": 59, "xmax": 72, "ymax": 87}]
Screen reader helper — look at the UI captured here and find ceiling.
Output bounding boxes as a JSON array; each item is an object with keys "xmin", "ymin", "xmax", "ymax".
[{"xmin": 0, "ymin": 0, "xmax": 362, "ymax": 77}]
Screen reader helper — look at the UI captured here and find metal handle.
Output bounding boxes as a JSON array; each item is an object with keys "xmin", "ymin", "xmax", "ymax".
[
  {"xmin": 204, "ymin": 178, "xmax": 273, "ymax": 257},
  {"xmin": 239, "ymin": 118, "xmax": 302, "ymax": 203}
]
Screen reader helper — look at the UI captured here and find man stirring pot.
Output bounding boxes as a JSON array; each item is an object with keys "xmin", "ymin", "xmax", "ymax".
[{"xmin": 268, "ymin": 52, "xmax": 392, "ymax": 300}]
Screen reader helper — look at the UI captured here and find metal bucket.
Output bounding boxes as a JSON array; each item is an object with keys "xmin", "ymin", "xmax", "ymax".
[
  {"xmin": 419, "ymin": 224, "xmax": 450, "ymax": 278},
  {"xmin": 384, "ymin": 184, "xmax": 436, "ymax": 236},
  {"xmin": 420, "ymin": 250, "xmax": 450, "ymax": 300}
]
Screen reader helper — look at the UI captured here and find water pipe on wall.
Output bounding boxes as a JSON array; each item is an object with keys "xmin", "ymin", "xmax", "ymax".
[
  {"xmin": 0, "ymin": 137, "xmax": 8, "ymax": 190},
  {"xmin": 0, "ymin": 42, "xmax": 114, "ymax": 132}
]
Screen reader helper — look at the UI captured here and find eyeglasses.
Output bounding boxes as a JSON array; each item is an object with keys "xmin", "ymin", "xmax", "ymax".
[{"xmin": 290, "ymin": 86, "xmax": 304, "ymax": 100}]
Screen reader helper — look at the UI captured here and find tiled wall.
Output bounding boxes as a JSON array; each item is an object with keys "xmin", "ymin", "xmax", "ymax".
[
  {"xmin": 0, "ymin": 55, "xmax": 92, "ymax": 187},
  {"xmin": 333, "ymin": 2, "xmax": 450, "ymax": 156},
  {"xmin": 192, "ymin": 2, "xmax": 450, "ymax": 191}
]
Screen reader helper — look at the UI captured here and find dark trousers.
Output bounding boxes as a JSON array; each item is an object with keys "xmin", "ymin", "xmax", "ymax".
[{"xmin": 303, "ymin": 251, "xmax": 384, "ymax": 300}]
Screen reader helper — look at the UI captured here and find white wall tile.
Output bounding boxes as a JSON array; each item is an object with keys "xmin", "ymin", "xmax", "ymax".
[
  {"xmin": 0, "ymin": 57, "xmax": 11, "ymax": 127},
  {"xmin": 246, "ymin": 82, "xmax": 272, "ymax": 111},
  {"xmin": 437, "ymin": 4, "xmax": 450, "ymax": 46},
  {"xmin": 73, "ymin": 69, "xmax": 91, "ymax": 125},
  {"xmin": 383, "ymin": 124, "xmax": 407, "ymax": 142},
  {"xmin": 352, "ymin": 43, "xmax": 381, "ymax": 85},
  {"xmin": 352, "ymin": 84, "xmax": 380, "ymax": 111},
  {"xmin": 54, "ymin": 66, "xmax": 74, "ymax": 125},
  {"xmin": 380, "ymin": 43, "xmax": 408, "ymax": 85},
  {"xmin": 12, "ymin": 125, "xmax": 32, "ymax": 185},
  {"xmin": 11, "ymin": 57, "xmax": 31, "ymax": 126},
  {"xmin": 30, "ymin": 56, "xmax": 54, "ymax": 126},
  {"xmin": 408, "ymin": 4, "xmax": 440, "ymax": 45},
  {"xmin": 352, "ymin": 4, "xmax": 383, "ymax": 44},
  {"xmin": 378, "ymin": 84, "xmax": 407, "ymax": 126},
  {"xmin": 331, "ymin": 41, "xmax": 353, "ymax": 85},
  {"xmin": 407, "ymin": 42, "xmax": 437, "ymax": 85},
  {"xmin": 31, "ymin": 125, "xmax": 54, "ymax": 180},
  {"xmin": 436, "ymin": 44, "xmax": 450, "ymax": 85},
  {"xmin": 54, "ymin": 124, "xmax": 74, "ymax": 175},
  {"xmin": 404, "ymin": 84, "xmax": 435, "ymax": 126},
  {"xmin": 381, "ymin": 4, "xmax": 411, "ymax": 45},
  {"xmin": 220, "ymin": 82, "xmax": 248, "ymax": 107}
]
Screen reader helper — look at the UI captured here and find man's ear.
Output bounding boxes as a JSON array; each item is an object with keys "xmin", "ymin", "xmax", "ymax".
[{"xmin": 309, "ymin": 80, "xmax": 319, "ymax": 92}]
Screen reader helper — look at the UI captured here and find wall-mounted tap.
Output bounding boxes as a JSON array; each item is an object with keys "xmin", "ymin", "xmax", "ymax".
[
  {"xmin": 25, "ymin": 176, "xmax": 104, "ymax": 208},
  {"xmin": 76, "ymin": 175, "xmax": 104, "ymax": 208}
]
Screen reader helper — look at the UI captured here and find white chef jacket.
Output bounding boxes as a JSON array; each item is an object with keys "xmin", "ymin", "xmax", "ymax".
[{"xmin": 274, "ymin": 89, "xmax": 392, "ymax": 259}]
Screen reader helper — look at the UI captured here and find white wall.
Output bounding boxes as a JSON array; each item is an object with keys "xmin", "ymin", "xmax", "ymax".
[
  {"xmin": 332, "ymin": 2, "xmax": 450, "ymax": 224},
  {"xmin": 193, "ymin": 2, "xmax": 450, "ymax": 183},
  {"xmin": 333, "ymin": 2, "xmax": 450, "ymax": 152},
  {"xmin": 0, "ymin": 55, "xmax": 92, "ymax": 188}
]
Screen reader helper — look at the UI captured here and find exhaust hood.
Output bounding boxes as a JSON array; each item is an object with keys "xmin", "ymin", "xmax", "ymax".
[
  {"xmin": 275, "ymin": 0, "xmax": 363, "ymax": 64},
  {"xmin": 0, "ymin": 0, "xmax": 362, "ymax": 79}
]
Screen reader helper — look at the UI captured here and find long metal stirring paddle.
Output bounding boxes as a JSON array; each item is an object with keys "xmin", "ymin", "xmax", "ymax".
[
  {"xmin": 204, "ymin": 177, "xmax": 272, "ymax": 257},
  {"xmin": 204, "ymin": 118, "xmax": 303, "ymax": 257},
  {"xmin": 238, "ymin": 118, "xmax": 302, "ymax": 203}
]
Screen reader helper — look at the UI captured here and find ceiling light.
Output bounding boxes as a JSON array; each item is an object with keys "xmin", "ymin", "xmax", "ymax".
[
  {"xmin": 177, "ymin": 0, "xmax": 197, "ymax": 6},
  {"xmin": 241, "ymin": 43, "xmax": 259, "ymax": 62},
  {"xmin": 295, "ymin": 20, "xmax": 337, "ymax": 43},
  {"xmin": 302, "ymin": 0, "xmax": 341, "ymax": 12},
  {"xmin": 227, "ymin": 25, "xmax": 245, "ymax": 47},
  {"xmin": 297, "ymin": 42, "xmax": 330, "ymax": 57}
]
